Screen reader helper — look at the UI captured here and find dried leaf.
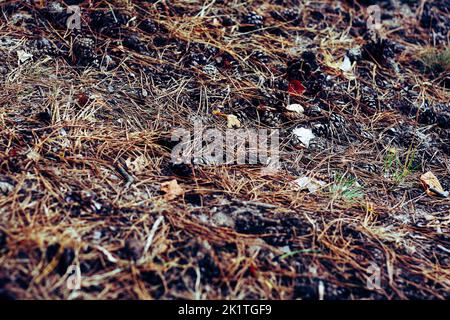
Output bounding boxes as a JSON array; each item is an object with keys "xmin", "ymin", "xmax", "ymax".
[
  {"xmin": 323, "ymin": 52, "xmax": 341, "ymax": 70},
  {"xmin": 125, "ymin": 155, "xmax": 147, "ymax": 174},
  {"xmin": 420, "ymin": 171, "xmax": 448, "ymax": 198},
  {"xmin": 212, "ymin": 109, "xmax": 241, "ymax": 128},
  {"xmin": 288, "ymin": 80, "xmax": 306, "ymax": 96},
  {"xmin": 17, "ymin": 50, "xmax": 33, "ymax": 64},
  {"xmin": 292, "ymin": 127, "xmax": 315, "ymax": 148},
  {"xmin": 340, "ymin": 55, "xmax": 352, "ymax": 72},
  {"xmin": 76, "ymin": 92, "xmax": 89, "ymax": 107},
  {"xmin": 0, "ymin": 181, "xmax": 14, "ymax": 195},
  {"xmin": 226, "ymin": 114, "xmax": 241, "ymax": 128},
  {"xmin": 286, "ymin": 103, "xmax": 304, "ymax": 114},
  {"xmin": 161, "ymin": 179, "xmax": 184, "ymax": 200},
  {"xmin": 293, "ymin": 176, "xmax": 326, "ymax": 193}
]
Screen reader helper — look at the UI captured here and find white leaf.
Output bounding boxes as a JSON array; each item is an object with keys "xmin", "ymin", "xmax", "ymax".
[
  {"xmin": 340, "ymin": 55, "xmax": 352, "ymax": 72},
  {"xmin": 17, "ymin": 50, "xmax": 33, "ymax": 64},
  {"xmin": 286, "ymin": 104, "xmax": 304, "ymax": 114},
  {"xmin": 292, "ymin": 127, "xmax": 315, "ymax": 148},
  {"xmin": 293, "ymin": 176, "xmax": 326, "ymax": 193}
]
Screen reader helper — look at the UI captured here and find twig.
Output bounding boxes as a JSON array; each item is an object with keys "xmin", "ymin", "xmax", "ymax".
[{"xmin": 142, "ymin": 216, "xmax": 164, "ymax": 258}]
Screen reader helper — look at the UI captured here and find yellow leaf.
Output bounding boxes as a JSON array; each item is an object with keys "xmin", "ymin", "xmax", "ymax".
[
  {"xmin": 226, "ymin": 114, "xmax": 241, "ymax": 128},
  {"xmin": 323, "ymin": 52, "xmax": 341, "ymax": 70},
  {"xmin": 213, "ymin": 109, "xmax": 240, "ymax": 128}
]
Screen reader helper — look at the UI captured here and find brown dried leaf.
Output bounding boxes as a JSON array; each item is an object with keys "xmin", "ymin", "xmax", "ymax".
[
  {"xmin": 161, "ymin": 179, "xmax": 184, "ymax": 200},
  {"xmin": 420, "ymin": 171, "xmax": 448, "ymax": 198}
]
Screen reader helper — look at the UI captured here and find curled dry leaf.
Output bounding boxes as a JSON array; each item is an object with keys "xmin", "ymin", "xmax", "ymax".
[
  {"xmin": 161, "ymin": 179, "xmax": 184, "ymax": 200},
  {"xmin": 286, "ymin": 103, "xmax": 304, "ymax": 114},
  {"xmin": 293, "ymin": 176, "xmax": 326, "ymax": 194},
  {"xmin": 420, "ymin": 171, "xmax": 448, "ymax": 198},
  {"xmin": 17, "ymin": 50, "xmax": 33, "ymax": 64},
  {"xmin": 226, "ymin": 114, "xmax": 241, "ymax": 128},
  {"xmin": 0, "ymin": 181, "xmax": 14, "ymax": 195}
]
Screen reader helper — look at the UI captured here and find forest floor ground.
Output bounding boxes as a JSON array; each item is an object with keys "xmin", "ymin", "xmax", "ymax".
[{"xmin": 0, "ymin": 0, "xmax": 449, "ymax": 299}]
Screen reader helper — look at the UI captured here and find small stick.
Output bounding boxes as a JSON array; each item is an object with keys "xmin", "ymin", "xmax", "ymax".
[
  {"xmin": 142, "ymin": 216, "xmax": 164, "ymax": 257},
  {"xmin": 241, "ymin": 200, "xmax": 278, "ymax": 209},
  {"xmin": 116, "ymin": 163, "xmax": 135, "ymax": 189}
]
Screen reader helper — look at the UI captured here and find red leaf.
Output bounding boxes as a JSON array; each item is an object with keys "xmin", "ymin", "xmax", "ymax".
[
  {"xmin": 249, "ymin": 263, "xmax": 258, "ymax": 277},
  {"xmin": 8, "ymin": 148, "xmax": 18, "ymax": 157},
  {"xmin": 76, "ymin": 93, "xmax": 89, "ymax": 107},
  {"xmin": 288, "ymin": 80, "xmax": 306, "ymax": 96}
]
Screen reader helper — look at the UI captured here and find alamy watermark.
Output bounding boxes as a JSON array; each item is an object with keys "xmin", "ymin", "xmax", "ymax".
[
  {"xmin": 170, "ymin": 120, "xmax": 280, "ymax": 174},
  {"xmin": 366, "ymin": 263, "xmax": 382, "ymax": 290},
  {"xmin": 66, "ymin": 5, "xmax": 81, "ymax": 31},
  {"xmin": 66, "ymin": 264, "xmax": 81, "ymax": 291},
  {"xmin": 367, "ymin": 5, "xmax": 382, "ymax": 31}
]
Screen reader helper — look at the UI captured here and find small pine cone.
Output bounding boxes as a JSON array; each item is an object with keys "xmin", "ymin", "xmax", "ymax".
[
  {"xmin": 236, "ymin": 104, "xmax": 257, "ymax": 120},
  {"xmin": 396, "ymin": 99, "xmax": 418, "ymax": 117},
  {"xmin": 190, "ymin": 53, "xmax": 208, "ymax": 66},
  {"xmin": 312, "ymin": 123, "xmax": 329, "ymax": 137},
  {"xmin": 168, "ymin": 162, "xmax": 192, "ymax": 177},
  {"xmin": 435, "ymin": 104, "xmax": 450, "ymax": 129},
  {"xmin": 362, "ymin": 33, "xmax": 395, "ymax": 64},
  {"xmin": 360, "ymin": 87, "xmax": 379, "ymax": 115},
  {"xmin": 234, "ymin": 109, "xmax": 250, "ymax": 123},
  {"xmin": 139, "ymin": 19, "xmax": 158, "ymax": 33},
  {"xmin": 260, "ymin": 110, "xmax": 281, "ymax": 127},
  {"xmin": 204, "ymin": 45, "xmax": 219, "ymax": 59},
  {"xmin": 240, "ymin": 12, "xmax": 264, "ymax": 32},
  {"xmin": 270, "ymin": 8, "xmax": 300, "ymax": 23},
  {"xmin": 90, "ymin": 10, "xmax": 128, "ymax": 37},
  {"xmin": 123, "ymin": 34, "xmax": 148, "ymax": 54},
  {"xmin": 357, "ymin": 163, "xmax": 378, "ymax": 173},
  {"xmin": 73, "ymin": 37, "xmax": 96, "ymax": 64},
  {"xmin": 221, "ymin": 16, "xmax": 235, "ymax": 27},
  {"xmin": 418, "ymin": 102, "xmax": 437, "ymax": 125},
  {"xmin": 329, "ymin": 113, "xmax": 346, "ymax": 129},
  {"xmin": 263, "ymin": 92, "xmax": 282, "ymax": 108},
  {"xmin": 276, "ymin": 78, "xmax": 289, "ymax": 91},
  {"xmin": 303, "ymin": 78, "xmax": 323, "ymax": 95},
  {"xmin": 32, "ymin": 38, "xmax": 58, "ymax": 56},
  {"xmin": 305, "ymin": 105, "xmax": 323, "ymax": 118},
  {"xmin": 252, "ymin": 50, "xmax": 269, "ymax": 63},
  {"xmin": 287, "ymin": 51, "xmax": 318, "ymax": 81}
]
